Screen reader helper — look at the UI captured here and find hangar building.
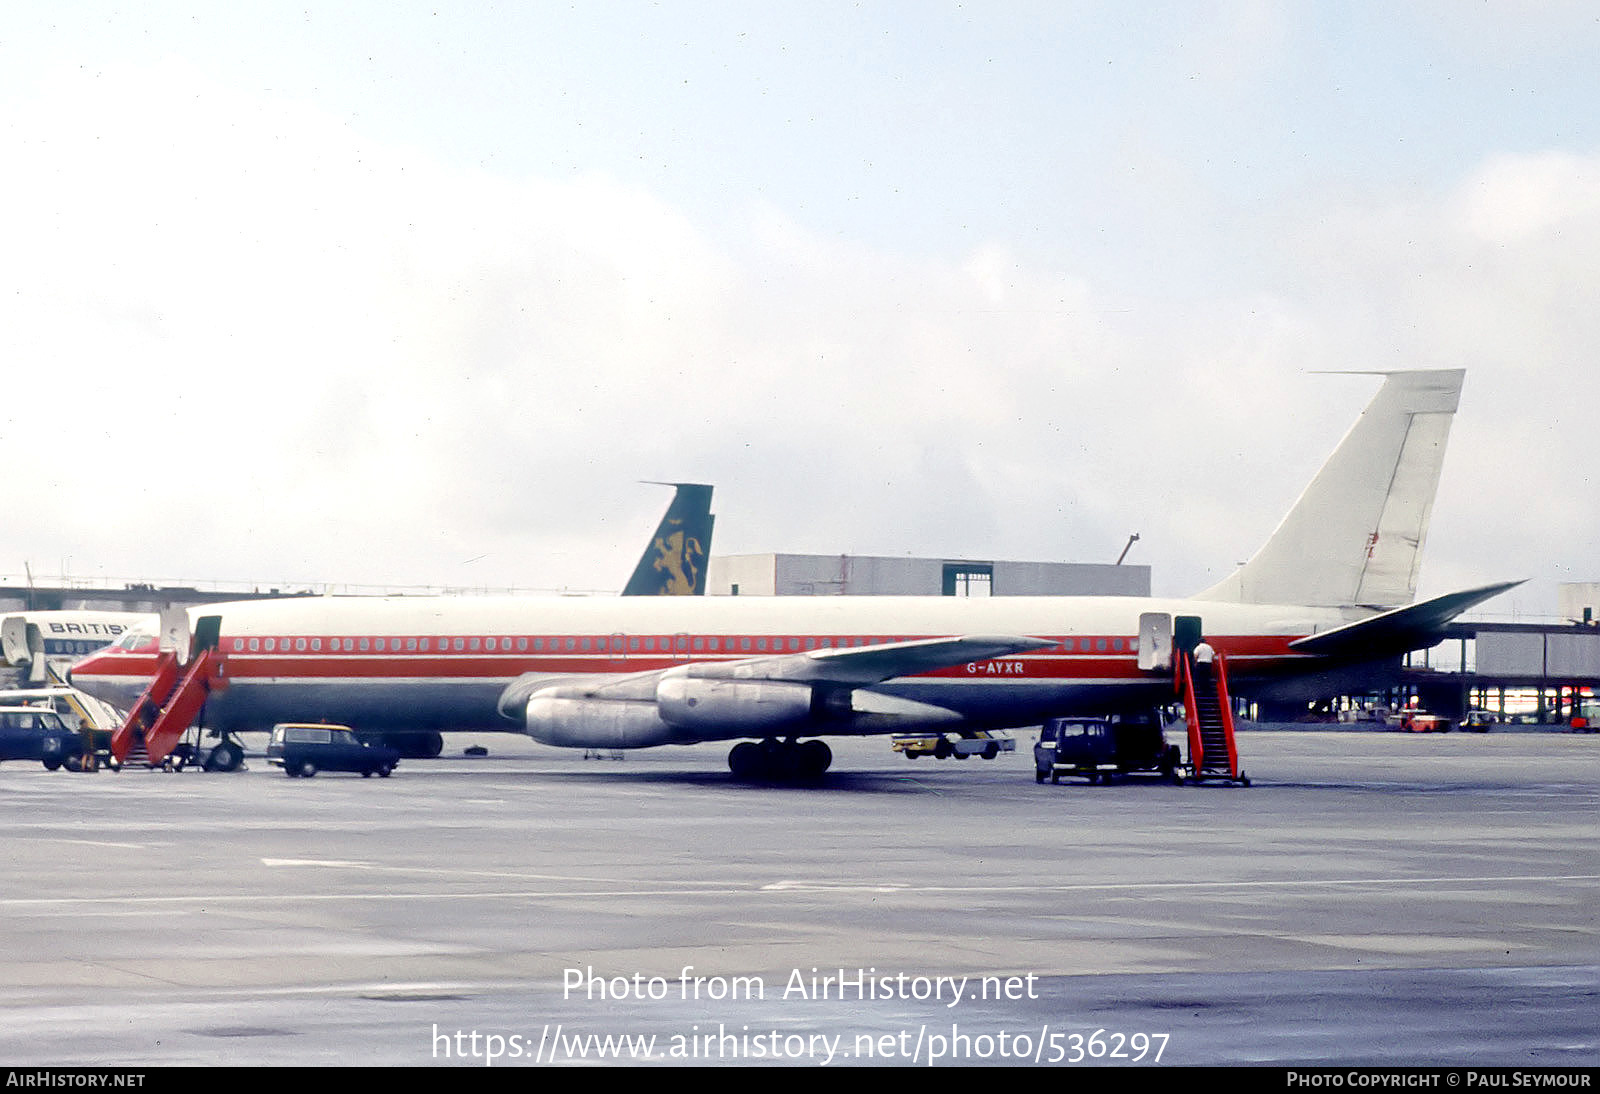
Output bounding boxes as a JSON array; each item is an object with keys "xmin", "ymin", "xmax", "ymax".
[{"xmin": 707, "ymin": 553, "xmax": 1151, "ymax": 598}]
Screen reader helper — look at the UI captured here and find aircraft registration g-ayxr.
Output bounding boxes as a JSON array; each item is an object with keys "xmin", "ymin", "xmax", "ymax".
[{"xmin": 72, "ymin": 371, "xmax": 1516, "ymax": 777}]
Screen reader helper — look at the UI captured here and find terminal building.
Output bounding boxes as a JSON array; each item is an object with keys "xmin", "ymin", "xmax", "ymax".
[
  {"xmin": 1558, "ymin": 583, "xmax": 1600, "ymax": 626},
  {"xmin": 0, "ymin": 582, "xmax": 295, "ymax": 614},
  {"xmin": 1409, "ymin": 616, "xmax": 1600, "ymax": 724}
]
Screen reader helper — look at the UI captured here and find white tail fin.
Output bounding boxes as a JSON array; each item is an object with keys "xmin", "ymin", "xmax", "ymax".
[{"xmin": 1196, "ymin": 369, "xmax": 1464, "ymax": 609}]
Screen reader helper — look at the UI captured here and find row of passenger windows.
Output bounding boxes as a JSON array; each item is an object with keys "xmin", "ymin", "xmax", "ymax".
[
  {"xmin": 47, "ymin": 640, "xmax": 117, "ymax": 656},
  {"xmin": 225, "ymin": 635, "xmax": 1140, "ymax": 654}
]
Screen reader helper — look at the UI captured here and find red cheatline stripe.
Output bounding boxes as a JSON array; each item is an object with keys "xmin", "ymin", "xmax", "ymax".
[{"xmin": 75, "ymin": 633, "xmax": 1310, "ymax": 684}]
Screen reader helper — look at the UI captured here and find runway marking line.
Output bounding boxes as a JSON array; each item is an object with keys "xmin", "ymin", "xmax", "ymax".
[{"xmin": 0, "ymin": 873, "xmax": 1595, "ymax": 908}]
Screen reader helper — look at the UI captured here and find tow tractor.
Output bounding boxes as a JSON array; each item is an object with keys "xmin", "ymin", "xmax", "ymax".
[{"xmin": 891, "ymin": 730, "xmax": 1015, "ymax": 760}]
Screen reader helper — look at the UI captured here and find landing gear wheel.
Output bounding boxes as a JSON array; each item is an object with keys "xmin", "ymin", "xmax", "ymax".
[
  {"xmin": 795, "ymin": 739, "xmax": 832, "ymax": 779},
  {"xmin": 729, "ymin": 741, "xmax": 762, "ymax": 779},
  {"xmin": 204, "ymin": 740, "xmax": 245, "ymax": 772},
  {"xmin": 382, "ymin": 732, "xmax": 444, "ymax": 759}
]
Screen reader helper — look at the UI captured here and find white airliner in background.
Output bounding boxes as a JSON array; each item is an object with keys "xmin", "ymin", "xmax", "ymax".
[
  {"xmin": 72, "ymin": 371, "xmax": 1516, "ymax": 776},
  {"xmin": 1, "ymin": 610, "xmax": 152, "ymax": 728},
  {"xmin": 2, "ymin": 610, "xmax": 150, "ymax": 675}
]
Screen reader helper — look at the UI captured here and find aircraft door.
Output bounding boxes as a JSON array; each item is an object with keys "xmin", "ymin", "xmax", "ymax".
[
  {"xmin": 159, "ymin": 606, "xmax": 191, "ymax": 663},
  {"xmin": 1, "ymin": 616, "xmax": 29, "ymax": 667},
  {"xmin": 23, "ymin": 624, "xmax": 46, "ymax": 683},
  {"xmin": 1138, "ymin": 613, "xmax": 1173, "ymax": 671},
  {"xmin": 194, "ymin": 615, "xmax": 222, "ymax": 653},
  {"xmin": 1174, "ymin": 615, "xmax": 1204, "ymax": 656}
]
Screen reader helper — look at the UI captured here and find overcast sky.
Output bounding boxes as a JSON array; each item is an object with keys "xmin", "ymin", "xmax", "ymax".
[{"xmin": 2, "ymin": 2, "xmax": 1596, "ymax": 617}]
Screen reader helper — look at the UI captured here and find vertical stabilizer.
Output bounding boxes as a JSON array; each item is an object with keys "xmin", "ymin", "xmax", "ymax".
[
  {"xmin": 621, "ymin": 483, "xmax": 716, "ymax": 596},
  {"xmin": 1196, "ymin": 370, "xmax": 1463, "ymax": 609}
]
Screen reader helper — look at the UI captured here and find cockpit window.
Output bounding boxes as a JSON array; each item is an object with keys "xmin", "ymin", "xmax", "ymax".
[{"xmin": 113, "ymin": 627, "xmax": 157, "ymax": 652}]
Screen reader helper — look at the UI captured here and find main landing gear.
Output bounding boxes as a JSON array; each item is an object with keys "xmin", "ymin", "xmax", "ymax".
[
  {"xmin": 728, "ymin": 738, "xmax": 833, "ymax": 781},
  {"xmin": 360, "ymin": 731, "xmax": 444, "ymax": 759}
]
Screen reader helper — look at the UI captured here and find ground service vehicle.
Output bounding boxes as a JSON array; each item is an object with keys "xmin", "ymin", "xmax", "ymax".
[
  {"xmin": 267, "ymin": 723, "xmax": 399, "ymax": 778},
  {"xmin": 1391, "ymin": 710, "xmax": 1451, "ymax": 732},
  {"xmin": 0, "ymin": 706, "xmax": 81, "ymax": 770},
  {"xmin": 1034, "ymin": 714, "xmax": 1181, "ymax": 784},
  {"xmin": 891, "ymin": 731, "xmax": 1014, "ymax": 760}
]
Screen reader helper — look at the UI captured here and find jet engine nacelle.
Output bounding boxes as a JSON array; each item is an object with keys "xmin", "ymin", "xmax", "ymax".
[
  {"xmin": 655, "ymin": 676, "xmax": 814, "ymax": 733},
  {"xmin": 523, "ymin": 694, "xmax": 685, "ymax": 749}
]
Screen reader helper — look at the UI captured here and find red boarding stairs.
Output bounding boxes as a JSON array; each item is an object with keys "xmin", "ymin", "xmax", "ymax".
[
  {"xmin": 1176, "ymin": 648, "xmax": 1249, "ymax": 786},
  {"xmin": 109, "ymin": 629, "xmax": 227, "ymax": 770}
]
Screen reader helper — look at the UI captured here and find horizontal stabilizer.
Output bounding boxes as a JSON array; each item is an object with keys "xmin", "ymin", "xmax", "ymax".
[{"xmin": 1288, "ymin": 580, "xmax": 1524, "ymax": 658}]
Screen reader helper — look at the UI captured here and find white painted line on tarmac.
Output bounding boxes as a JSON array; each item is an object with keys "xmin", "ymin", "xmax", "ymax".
[{"xmin": 0, "ymin": 872, "xmax": 1593, "ymax": 909}]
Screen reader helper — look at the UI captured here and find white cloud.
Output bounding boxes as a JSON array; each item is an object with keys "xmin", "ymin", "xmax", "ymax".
[{"xmin": 0, "ymin": 43, "xmax": 1594, "ymax": 617}]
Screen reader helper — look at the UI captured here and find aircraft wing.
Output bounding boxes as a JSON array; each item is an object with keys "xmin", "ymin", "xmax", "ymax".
[
  {"xmin": 513, "ymin": 634, "xmax": 1054, "ymax": 705},
  {"xmin": 1288, "ymin": 580, "xmax": 1524, "ymax": 658},
  {"xmin": 500, "ymin": 633, "xmax": 1056, "ymax": 742},
  {"xmin": 0, "ymin": 687, "xmax": 82, "ymax": 701},
  {"xmin": 662, "ymin": 634, "xmax": 1056, "ymax": 686}
]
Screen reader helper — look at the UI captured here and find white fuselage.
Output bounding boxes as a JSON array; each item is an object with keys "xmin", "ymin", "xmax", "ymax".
[{"xmin": 71, "ymin": 593, "xmax": 1357, "ymax": 742}]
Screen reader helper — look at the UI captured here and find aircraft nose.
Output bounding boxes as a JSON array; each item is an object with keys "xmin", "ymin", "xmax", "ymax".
[{"xmin": 65, "ymin": 648, "xmax": 106, "ymax": 685}]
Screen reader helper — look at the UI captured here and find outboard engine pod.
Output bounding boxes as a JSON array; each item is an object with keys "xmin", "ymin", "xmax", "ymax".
[{"xmin": 656, "ymin": 676, "xmax": 813, "ymax": 732}]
